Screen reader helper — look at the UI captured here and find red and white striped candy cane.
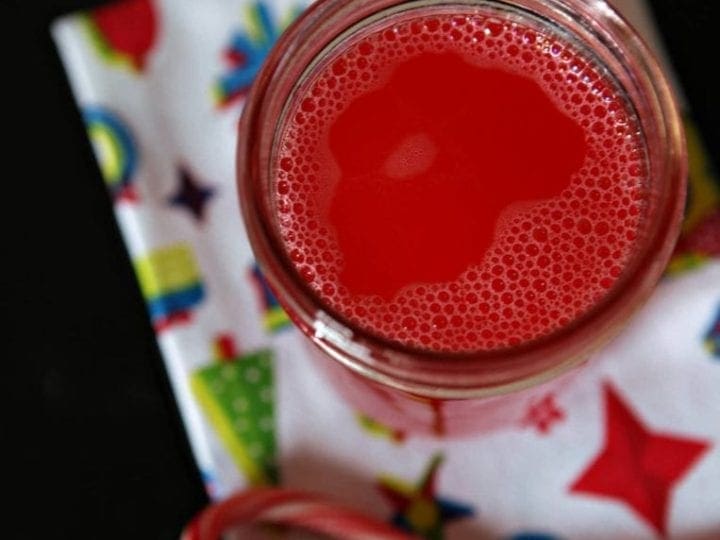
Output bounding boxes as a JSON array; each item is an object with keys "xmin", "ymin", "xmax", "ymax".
[{"xmin": 181, "ymin": 487, "xmax": 415, "ymax": 540}]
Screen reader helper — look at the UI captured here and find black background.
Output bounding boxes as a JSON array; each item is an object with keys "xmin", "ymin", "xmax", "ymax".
[{"xmin": 5, "ymin": 1, "xmax": 719, "ymax": 538}]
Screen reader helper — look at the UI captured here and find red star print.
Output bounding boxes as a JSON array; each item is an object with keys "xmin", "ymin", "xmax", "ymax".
[
  {"xmin": 522, "ymin": 393, "xmax": 565, "ymax": 434},
  {"xmin": 570, "ymin": 382, "xmax": 710, "ymax": 536}
]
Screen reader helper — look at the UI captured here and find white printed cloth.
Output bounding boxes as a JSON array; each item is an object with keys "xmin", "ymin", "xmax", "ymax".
[{"xmin": 53, "ymin": 1, "xmax": 720, "ymax": 538}]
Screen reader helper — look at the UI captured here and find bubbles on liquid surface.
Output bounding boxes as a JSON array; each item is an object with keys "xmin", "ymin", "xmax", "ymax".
[{"xmin": 274, "ymin": 11, "xmax": 647, "ymax": 352}]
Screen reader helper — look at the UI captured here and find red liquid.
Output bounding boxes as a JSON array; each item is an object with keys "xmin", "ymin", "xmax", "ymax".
[{"xmin": 275, "ymin": 10, "xmax": 647, "ymax": 352}]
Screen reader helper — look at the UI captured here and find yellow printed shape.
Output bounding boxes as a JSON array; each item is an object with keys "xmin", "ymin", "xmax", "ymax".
[
  {"xmin": 244, "ymin": 2, "xmax": 266, "ymax": 44},
  {"xmin": 357, "ymin": 413, "xmax": 405, "ymax": 443},
  {"xmin": 190, "ymin": 374, "xmax": 268, "ymax": 486},
  {"xmin": 264, "ymin": 308, "xmax": 290, "ymax": 332},
  {"xmin": 134, "ymin": 244, "xmax": 201, "ymax": 299},
  {"xmin": 88, "ymin": 123, "xmax": 123, "ymax": 186}
]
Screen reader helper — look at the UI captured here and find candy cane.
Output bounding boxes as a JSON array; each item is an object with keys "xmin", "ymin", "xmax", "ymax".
[{"xmin": 182, "ymin": 487, "xmax": 415, "ymax": 540}]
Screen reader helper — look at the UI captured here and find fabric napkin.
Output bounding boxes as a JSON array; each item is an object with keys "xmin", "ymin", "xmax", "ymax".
[{"xmin": 53, "ymin": 1, "xmax": 719, "ymax": 538}]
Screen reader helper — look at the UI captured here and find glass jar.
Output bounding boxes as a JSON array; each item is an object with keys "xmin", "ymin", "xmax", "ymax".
[{"xmin": 237, "ymin": 0, "xmax": 686, "ymax": 436}]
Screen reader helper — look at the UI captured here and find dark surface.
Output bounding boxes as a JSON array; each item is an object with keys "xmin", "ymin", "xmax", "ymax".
[
  {"xmin": 7, "ymin": 1, "xmax": 208, "ymax": 538},
  {"xmin": 5, "ymin": 0, "xmax": 718, "ymax": 538}
]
